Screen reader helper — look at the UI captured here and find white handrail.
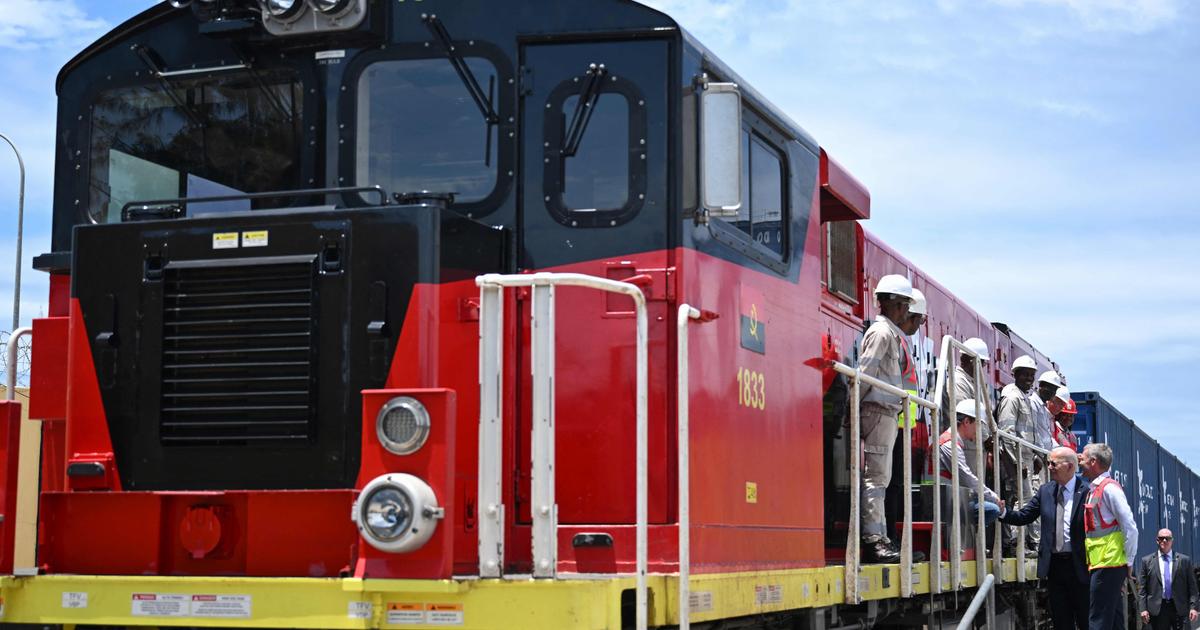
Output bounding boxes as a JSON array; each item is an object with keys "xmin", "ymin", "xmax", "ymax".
[
  {"xmin": 677, "ymin": 304, "xmax": 701, "ymax": 630},
  {"xmin": 475, "ymin": 272, "xmax": 649, "ymax": 630},
  {"xmin": 4, "ymin": 327, "xmax": 31, "ymax": 400}
]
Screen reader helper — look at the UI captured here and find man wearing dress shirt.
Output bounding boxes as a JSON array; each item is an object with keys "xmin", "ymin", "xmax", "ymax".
[
  {"xmin": 1079, "ymin": 443, "xmax": 1139, "ymax": 630},
  {"xmin": 999, "ymin": 446, "xmax": 1091, "ymax": 630},
  {"xmin": 1138, "ymin": 528, "xmax": 1199, "ymax": 629}
]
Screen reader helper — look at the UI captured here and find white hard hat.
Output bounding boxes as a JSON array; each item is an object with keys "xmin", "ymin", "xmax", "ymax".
[
  {"xmin": 963, "ymin": 337, "xmax": 989, "ymax": 363},
  {"xmin": 908, "ymin": 288, "xmax": 927, "ymax": 316},
  {"xmin": 1054, "ymin": 386, "xmax": 1071, "ymax": 404},
  {"xmin": 1039, "ymin": 371, "xmax": 1064, "ymax": 388},
  {"xmin": 955, "ymin": 399, "xmax": 979, "ymax": 420},
  {"xmin": 1011, "ymin": 355, "xmax": 1036, "ymax": 372},
  {"xmin": 874, "ymin": 274, "xmax": 913, "ymax": 300}
]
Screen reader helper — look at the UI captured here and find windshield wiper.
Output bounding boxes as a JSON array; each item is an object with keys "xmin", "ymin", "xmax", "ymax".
[
  {"xmin": 131, "ymin": 44, "xmax": 207, "ymax": 128},
  {"xmin": 422, "ymin": 14, "xmax": 499, "ymax": 125},
  {"xmin": 561, "ymin": 63, "xmax": 607, "ymax": 157},
  {"xmin": 422, "ymin": 14, "xmax": 499, "ymax": 166}
]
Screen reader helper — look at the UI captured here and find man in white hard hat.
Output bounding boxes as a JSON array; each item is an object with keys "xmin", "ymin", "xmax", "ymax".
[
  {"xmin": 998, "ymin": 354, "xmax": 1039, "ymax": 556},
  {"xmin": 855, "ymin": 274, "xmax": 915, "ymax": 563},
  {"xmin": 934, "ymin": 399, "xmax": 1004, "ymax": 527},
  {"xmin": 887, "ymin": 289, "xmax": 928, "ymax": 549},
  {"xmin": 955, "ymin": 338, "xmax": 991, "ymax": 479}
]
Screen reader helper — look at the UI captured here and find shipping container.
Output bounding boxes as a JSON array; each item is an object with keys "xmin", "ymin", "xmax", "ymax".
[
  {"xmin": 1191, "ymin": 469, "xmax": 1200, "ymax": 560},
  {"xmin": 1178, "ymin": 468, "xmax": 1194, "ymax": 559},
  {"xmin": 1129, "ymin": 425, "xmax": 1161, "ymax": 560},
  {"xmin": 1160, "ymin": 449, "xmax": 1180, "ymax": 548}
]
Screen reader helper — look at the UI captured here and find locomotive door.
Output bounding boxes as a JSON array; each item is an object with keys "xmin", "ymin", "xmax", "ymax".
[{"xmin": 515, "ymin": 39, "xmax": 672, "ymax": 529}]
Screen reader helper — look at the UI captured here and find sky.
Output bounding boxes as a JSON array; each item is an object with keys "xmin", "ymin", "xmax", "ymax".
[{"xmin": 0, "ymin": 1, "xmax": 1197, "ymax": 464}]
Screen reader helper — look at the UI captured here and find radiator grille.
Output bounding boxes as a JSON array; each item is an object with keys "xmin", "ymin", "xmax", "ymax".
[{"xmin": 160, "ymin": 257, "xmax": 318, "ymax": 446}]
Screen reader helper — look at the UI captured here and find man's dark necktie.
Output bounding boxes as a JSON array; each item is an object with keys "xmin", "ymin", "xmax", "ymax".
[
  {"xmin": 1164, "ymin": 553, "xmax": 1172, "ymax": 600},
  {"xmin": 1055, "ymin": 485, "xmax": 1066, "ymax": 553}
]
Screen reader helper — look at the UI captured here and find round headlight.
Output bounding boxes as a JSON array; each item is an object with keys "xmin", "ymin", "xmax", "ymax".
[
  {"xmin": 353, "ymin": 474, "xmax": 443, "ymax": 553},
  {"xmin": 376, "ymin": 396, "xmax": 430, "ymax": 455},
  {"xmin": 306, "ymin": 0, "xmax": 353, "ymax": 16},
  {"xmin": 262, "ymin": 0, "xmax": 303, "ymax": 19}
]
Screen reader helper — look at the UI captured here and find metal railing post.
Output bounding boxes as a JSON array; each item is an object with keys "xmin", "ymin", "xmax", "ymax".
[
  {"xmin": 530, "ymin": 283, "xmax": 557, "ymax": 578},
  {"xmin": 477, "ymin": 284, "xmax": 504, "ymax": 578},
  {"xmin": 677, "ymin": 304, "xmax": 700, "ymax": 630},
  {"xmin": 1016, "ymin": 442, "xmax": 1026, "ymax": 582},
  {"xmin": 0, "ymin": 133, "xmax": 25, "ymax": 332},
  {"xmin": 846, "ymin": 370, "xmax": 862, "ymax": 604},
  {"xmin": 930, "ymin": 341, "xmax": 952, "ymax": 595},
  {"xmin": 955, "ymin": 573, "xmax": 995, "ymax": 630}
]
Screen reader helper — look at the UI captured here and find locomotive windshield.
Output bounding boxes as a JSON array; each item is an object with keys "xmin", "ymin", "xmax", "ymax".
[
  {"xmin": 88, "ymin": 68, "xmax": 304, "ymax": 222},
  {"xmin": 355, "ymin": 57, "xmax": 499, "ymax": 204}
]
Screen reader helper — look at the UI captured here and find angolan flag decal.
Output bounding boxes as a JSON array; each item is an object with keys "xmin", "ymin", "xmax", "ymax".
[{"xmin": 740, "ymin": 284, "xmax": 766, "ymax": 354}]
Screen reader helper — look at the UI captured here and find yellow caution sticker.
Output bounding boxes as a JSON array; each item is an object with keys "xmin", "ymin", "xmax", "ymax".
[
  {"xmin": 212, "ymin": 232, "xmax": 239, "ymax": 250},
  {"xmin": 426, "ymin": 603, "xmax": 464, "ymax": 625},
  {"xmin": 386, "ymin": 602, "xmax": 424, "ymax": 625},
  {"xmin": 745, "ymin": 481, "xmax": 758, "ymax": 504},
  {"xmin": 242, "ymin": 230, "xmax": 269, "ymax": 248}
]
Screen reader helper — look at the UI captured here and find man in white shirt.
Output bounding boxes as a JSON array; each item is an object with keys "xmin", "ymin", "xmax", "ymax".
[{"xmin": 1080, "ymin": 443, "xmax": 1139, "ymax": 630}]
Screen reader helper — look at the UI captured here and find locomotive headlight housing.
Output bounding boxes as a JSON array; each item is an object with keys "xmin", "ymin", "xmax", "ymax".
[
  {"xmin": 376, "ymin": 396, "xmax": 431, "ymax": 455},
  {"xmin": 261, "ymin": 0, "xmax": 303, "ymax": 19},
  {"xmin": 354, "ymin": 474, "xmax": 443, "ymax": 552},
  {"xmin": 306, "ymin": 0, "xmax": 354, "ymax": 17}
]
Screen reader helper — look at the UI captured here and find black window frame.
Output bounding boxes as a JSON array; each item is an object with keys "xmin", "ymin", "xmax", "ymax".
[
  {"xmin": 80, "ymin": 60, "xmax": 319, "ymax": 228},
  {"xmin": 542, "ymin": 70, "xmax": 648, "ymax": 228},
  {"xmin": 709, "ymin": 104, "xmax": 791, "ymax": 273},
  {"xmin": 339, "ymin": 42, "xmax": 515, "ymax": 217}
]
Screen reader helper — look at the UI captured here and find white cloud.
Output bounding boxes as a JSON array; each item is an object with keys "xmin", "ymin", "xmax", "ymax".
[
  {"xmin": 0, "ymin": 0, "xmax": 109, "ymax": 51},
  {"xmin": 986, "ymin": 0, "xmax": 1180, "ymax": 34}
]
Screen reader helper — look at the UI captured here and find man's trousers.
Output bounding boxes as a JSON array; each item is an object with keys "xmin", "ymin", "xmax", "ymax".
[
  {"xmin": 861, "ymin": 405, "xmax": 898, "ymax": 542},
  {"xmin": 1089, "ymin": 566, "xmax": 1127, "ymax": 630}
]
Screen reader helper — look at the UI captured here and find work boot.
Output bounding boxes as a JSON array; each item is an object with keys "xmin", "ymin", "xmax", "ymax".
[
  {"xmin": 886, "ymin": 539, "xmax": 928, "ymax": 563},
  {"xmin": 861, "ymin": 538, "xmax": 901, "ymax": 564}
]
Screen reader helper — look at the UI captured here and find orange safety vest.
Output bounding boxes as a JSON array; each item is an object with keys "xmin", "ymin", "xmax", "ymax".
[{"xmin": 927, "ymin": 430, "xmax": 957, "ymax": 481}]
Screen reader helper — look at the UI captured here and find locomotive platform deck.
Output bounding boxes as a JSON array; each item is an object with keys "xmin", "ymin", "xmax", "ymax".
[{"xmin": 0, "ymin": 558, "xmax": 1036, "ymax": 629}]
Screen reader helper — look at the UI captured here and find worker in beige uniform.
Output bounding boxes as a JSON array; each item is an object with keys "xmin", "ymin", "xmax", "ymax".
[
  {"xmin": 856, "ymin": 274, "xmax": 915, "ymax": 563},
  {"xmin": 998, "ymin": 354, "xmax": 1039, "ymax": 556}
]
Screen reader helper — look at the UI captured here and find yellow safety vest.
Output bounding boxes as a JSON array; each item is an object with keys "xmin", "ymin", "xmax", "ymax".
[
  {"xmin": 1083, "ymin": 477, "xmax": 1128, "ymax": 570},
  {"xmin": 897, "ymin": 337, "xmax": 919, "ymax": 428}
]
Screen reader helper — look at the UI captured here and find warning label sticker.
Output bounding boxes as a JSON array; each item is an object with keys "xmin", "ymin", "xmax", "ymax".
[
  {"xmin": 132, "ymin": 593, "xmax": 189, "ymax": 617},
  {"xmin": 62, "ymin": 592, "xmax": 88, "ymax": 609},
  {"xmin": 241, "ymin": 230, "xmax": 269, "ymax": 248},
  {"xmin": 348, "ymin": 601, "xmax": 373, "ymax": 620},
  {"xmin": 212, "ymin": 232, "xmax": 239, "ymax": 249},
  {"xmin": 191, "ymin": 594, "xmax": 251, "ymax": 618},
  {"xmin": 688, "ymin": 591, "xmax": 713, "ymax": 613},
  {"xmin": 385, "ymin": 603, "xmax": 464, "ymax": 626},
  {"xmin": 386, "ymin": 602, "xmax": 425, "ymax": 624},
  {"xmin": 426, "ymin": 603, "xmax": 464, "ymax": 626},
  {"xmin": 755, "ymin": 584, "xmax": 783, "ymax": 605}
]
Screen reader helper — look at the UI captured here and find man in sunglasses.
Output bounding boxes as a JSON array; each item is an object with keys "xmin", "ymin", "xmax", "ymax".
[
  {"xmin": 999, "ymin": 446, "xmax": 1092, "ymax": 629},
  {"xmin": 1138, "ymin": 528, "xmax": 1199, "ymax": 629}
]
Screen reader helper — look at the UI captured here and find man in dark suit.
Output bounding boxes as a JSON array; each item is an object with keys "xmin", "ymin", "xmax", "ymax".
[
  {"xmin": 1138, "ymin": 528, "xmax": 1199, "ymax": 629},
  {"xmin": 1000, "ymin": 445, "xmax": 1091, "ymax": 630}
]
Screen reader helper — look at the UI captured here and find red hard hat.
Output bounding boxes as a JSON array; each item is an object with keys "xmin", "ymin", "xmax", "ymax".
[{"xmin": 1062, "ymin": 398, "xmax": 1077, "ymax": 415}]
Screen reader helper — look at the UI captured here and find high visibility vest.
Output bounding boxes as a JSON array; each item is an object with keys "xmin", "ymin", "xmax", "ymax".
[
  {"xmin": 897, "ymin": 336, "xmax": 920, "ymax": 428},
  {"xmin": 1083, "ymin": 477, "xmax": 1128, "ymax": 570},
  {"xmin": 931, "ymin": 430, "xmax": 956, "ymax": 481}
]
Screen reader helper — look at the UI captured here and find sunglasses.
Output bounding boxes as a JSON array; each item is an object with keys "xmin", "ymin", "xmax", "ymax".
[{"xmin": 1158, "ymin": 536, "xmax": 1173, "ymax": 541}]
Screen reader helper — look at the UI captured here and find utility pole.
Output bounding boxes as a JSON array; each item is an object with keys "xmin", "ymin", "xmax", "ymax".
[{"xmin": 0, "ymin": 132, "xmax": 25, "ymax": 332}]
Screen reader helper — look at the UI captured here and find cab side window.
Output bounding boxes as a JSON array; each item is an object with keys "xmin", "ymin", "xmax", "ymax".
[{"xmin": 722, "ymin": 112, "xmax": 788, "ymax": 258}]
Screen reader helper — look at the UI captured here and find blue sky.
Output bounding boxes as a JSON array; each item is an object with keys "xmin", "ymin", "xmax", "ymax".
[{"xmin": 0, "ymin": 1, "xmax": 1197, "ymax": 465}]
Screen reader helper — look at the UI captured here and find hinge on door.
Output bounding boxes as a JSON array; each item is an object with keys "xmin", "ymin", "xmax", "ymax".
[
  {"xmin": 518, "ymin": 66, "xmax": 534, "ymax": 97},
  {"xmin": 605, "ymin": 262, "xmax": 675, "ymax": 302}
]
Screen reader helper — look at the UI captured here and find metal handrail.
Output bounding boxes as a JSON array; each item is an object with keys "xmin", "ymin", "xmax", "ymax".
[
  {"xmin": 4, "ymin": 327, "xmax": 31, "ymax": 399},
  {"xmin": 677, "ymin": 304, "xmax": 701, "ymax": 630},
  {"xmin": 830, "ymin": 361, "xmax": 940, "ymax": 603},
  {"xmin": 475, "ymin": 272, "xmax": 650, "ymax": 630},
  {"xmin": 955, "ymin": 573, "xmax": 995, "ymax": 630}
]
